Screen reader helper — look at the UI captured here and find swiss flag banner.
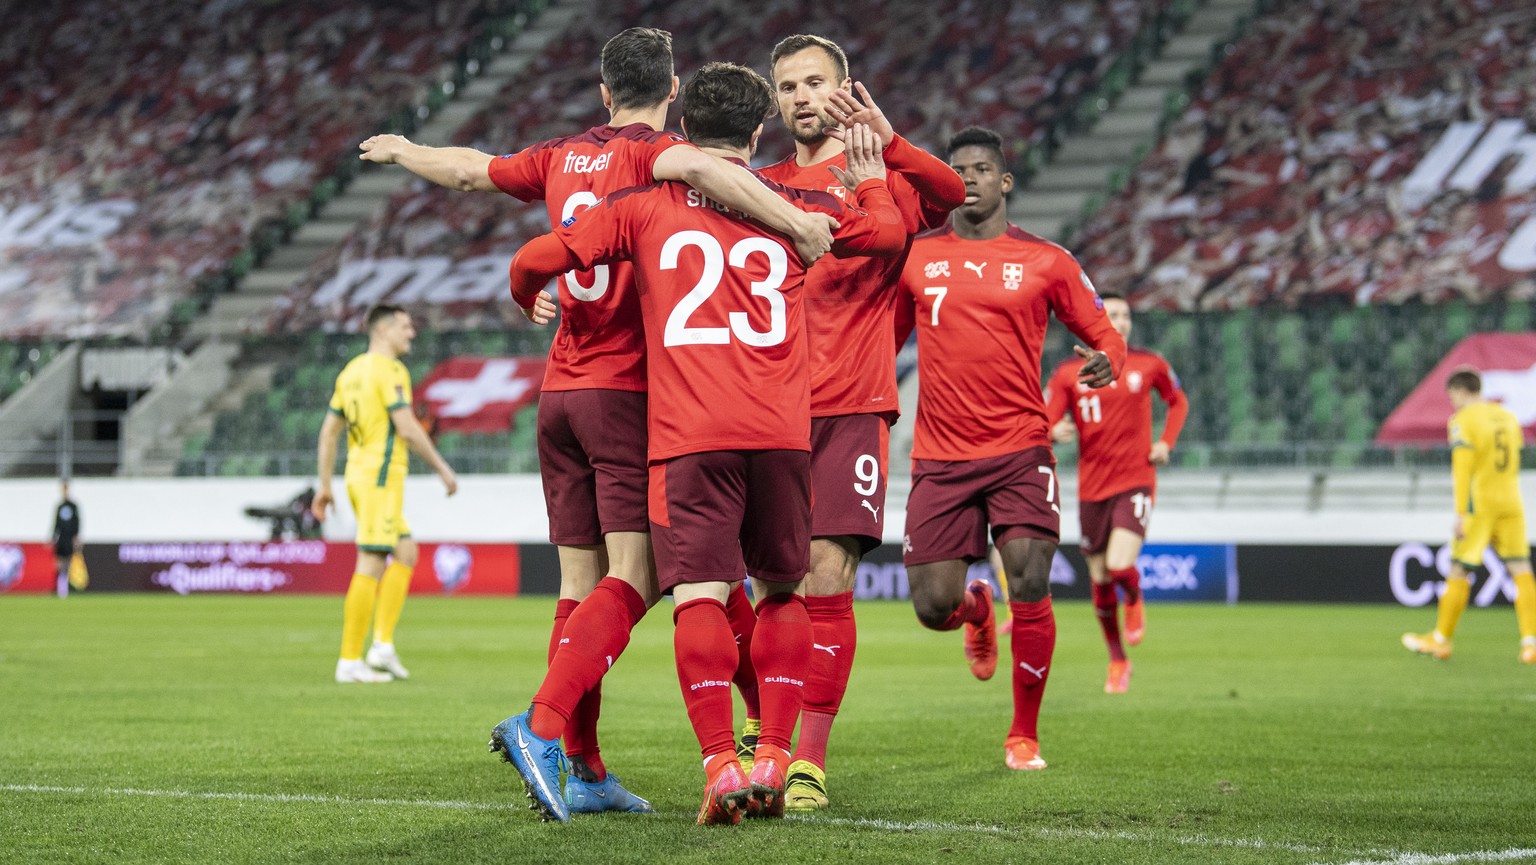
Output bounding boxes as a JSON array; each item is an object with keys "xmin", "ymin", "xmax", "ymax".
[
  {"xmin": 418, "ymin": 356, "xmax": 546, "ymax": 434},
  {"xmin": 1377, "ymin": 333, "xmax": 1536, "ymax": 445}
]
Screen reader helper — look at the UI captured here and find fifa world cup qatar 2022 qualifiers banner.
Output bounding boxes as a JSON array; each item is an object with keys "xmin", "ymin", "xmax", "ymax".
[
  {"xmin": 0, "ymin": 541, "xmax": 521, "ymax": 596},
  {"xmin": 0, "ymin": 540, "xmax": 1519, "ymax": 607}
]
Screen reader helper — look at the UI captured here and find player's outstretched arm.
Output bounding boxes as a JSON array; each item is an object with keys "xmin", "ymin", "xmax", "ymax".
[
  {"xmin": 389, "ymin": 406, "xmax": 458, "ymax": 497},
  {"xmin": 359, "ymin": 134, "xmax": 498, "ymax": 192},
  {"xmin": 312, "ymin": 412, "xmax": 345, "ymax": 521},
  {"xmin": 653, "ymin": 146, "xmax": 836, "ymax": 263}
]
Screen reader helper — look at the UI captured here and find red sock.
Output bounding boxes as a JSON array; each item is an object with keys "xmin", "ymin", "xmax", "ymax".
[
  {"xmin": 751, "ymin": 593, "xmax": 812, "ymax": 753},
  {"xmin": 934, "ymin": 584, "xmax": 988, "ymax": 631},
  {"xmin": 724, "ymin": 582, "xmax": 761, "ymax": 721},
  {"xmin": 1110, "ymin": 566, "xmax": 1141, "ymax": 605},
  {"xmin": 1008, "ymin": 598, "xmax": 1056, "ymax": 741},
  {"xmin": 674, "ymin": 598, "xmax": 739, "ymax": 761},
  {"xmin": 793, "ymin": 591, "xmax": 856, "ymax": 768},
  {"xmin": 531, "ymin": 578, "xmax": 648, "ymax": 745},
  {"xmin": 548, "ymin": 598, "xmax": 580, "ymax": 665},
  {"xmin": 1092, "ymin": 581, "xmax": 1126, "ymax": 662}
]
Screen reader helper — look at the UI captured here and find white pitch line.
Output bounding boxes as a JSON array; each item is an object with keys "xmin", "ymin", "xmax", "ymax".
[
  {"xmin": 15, "ymin": 781, "xmax": 1490, "ymax": 865},
  {"xmin": 0, "ymin": 783, "xmax": 514, "ymax": 812},
  {"xmin": 1318, "ymin": 850, "xmax": 1536, "ymax": 865}
]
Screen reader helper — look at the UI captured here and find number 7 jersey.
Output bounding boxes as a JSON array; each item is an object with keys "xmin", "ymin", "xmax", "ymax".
[
  {"xmin": 544, "ymin": 167, "xmax": 904, "ymax": 461},
  {"xmin": 897, "ymin": 223, "xmax": 1125, "ymax": 462}
]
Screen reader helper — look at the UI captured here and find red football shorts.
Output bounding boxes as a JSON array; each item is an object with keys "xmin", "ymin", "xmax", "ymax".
[
  {"xmin": 537, "ymin": 389, "xmax": 649, "ymax": 545},
  {"xmin": 809, "ymin": 413, "xmax": 893, "ymax": 555},
  {"xmin": 649, "ymin": 449, "xmax": 811, "ymax": 591},
  {"xmin": 1078, "ymin": 486, "xmax": 1154, "ymax": 555},
  {"xmin": 903, "ymin": 446, "xmax": 1061, "ymax": 567}
]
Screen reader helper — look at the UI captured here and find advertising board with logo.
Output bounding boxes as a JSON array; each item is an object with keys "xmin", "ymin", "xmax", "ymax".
[
  {"xmin": 852, "ymin": 543, "xmax": 1238, "ymax": 603},
  {"xmin": 0, "ymin": 542, "xmax": 520, "ymax": 595}
]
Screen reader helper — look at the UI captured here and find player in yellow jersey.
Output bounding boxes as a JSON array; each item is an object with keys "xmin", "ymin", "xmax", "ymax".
[
  {"xmin": 1403, "ymin": 368, "xmax": 1535, "ymax": 664},
  {"xmin": 313, "ymin": 304, "xmax": 459, "ymax": 683}
]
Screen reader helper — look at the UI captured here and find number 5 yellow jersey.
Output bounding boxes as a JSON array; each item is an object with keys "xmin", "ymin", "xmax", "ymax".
[
  {"xmin": 1448, "ymin": 401, "xmax": 1524, "ymax": 517},
  {"xmin": 328, "ymin": 353, "xmax": 412, "ymax": 487}
]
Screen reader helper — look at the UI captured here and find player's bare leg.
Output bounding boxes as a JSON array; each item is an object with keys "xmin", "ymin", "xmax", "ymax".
[
  {"xmin": 1104, "ymin": 528, "xmax": 1146, "ymax": 646},
  {"xmin": 783, "ymin": 535, "xmax": 859, "ymax": 810},
  {"xmin": 998, "ymin": 535, "xmax": 1057, "ymax": 770},
  {"xmin": 1403, "ymin": 561, "xmax": 1471, "ymax": 660},
  {"xmin": 1507, "ymin": 558, "xmax": 1535, "ymax": 663},
  {"xmin": 992, "ymin": 546, "xmax": 1015, "ymax": 637},
  {"xmin": 909, "ymin": 557, "xmax": 997, "ymax": 679}
]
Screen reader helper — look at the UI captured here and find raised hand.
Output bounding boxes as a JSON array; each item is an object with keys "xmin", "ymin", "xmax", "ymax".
[
  {"xmin": 825, "ymin": 82, "xmax": 896, "ymax": 145},
  {"xmin": 828, "ymin": 123, "xmax": 887, "ymax": 190}
]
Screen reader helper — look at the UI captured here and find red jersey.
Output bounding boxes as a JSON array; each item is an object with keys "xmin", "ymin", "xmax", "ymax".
[
  {"xmin": 759, "ymin": 134, "xmax": 963, "ymax": 417},
  {"xmin": 1045, "ymin": 348, "xmax": 1189, "ymax": 501},
  {"xmin": 896, "ymin": 224, "xmax": 1126, "ymax": 462},
  {"xmin": 540, "ymin": 167, "xmax": 904, "ymax": 461},
  {"xmin": 488, "ymin": 123, "xmax": 687, "ymax": 393}
]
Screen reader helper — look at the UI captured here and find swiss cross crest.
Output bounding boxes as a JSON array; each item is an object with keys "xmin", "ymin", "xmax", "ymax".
[
  {"xmin": 1128, "ymin": 371, "xmax": 1144, "ymax": 393},
  {"xmin": 1002, "ymin": 262, "xmax": 1023, "ymax": 290},
  {"xmin": 925, "ymin": 260, "xmax": 951, "ymax": 278},
  {"xmin": 827, "ymin": 185, "xmax": 847, "ymax": 200}
]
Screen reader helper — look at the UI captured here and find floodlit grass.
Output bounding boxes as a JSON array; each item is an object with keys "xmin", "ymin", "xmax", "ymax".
[{"xmin": 2, "ymin": 595, "xmax": 1533, "ymax": 864}]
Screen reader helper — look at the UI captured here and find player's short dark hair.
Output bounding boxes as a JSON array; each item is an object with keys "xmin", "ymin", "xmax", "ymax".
[
  {"xmin": 365, "ymin": 304, "xmax": 406, "ymax": 332},
  {"xmin": 1446, "ymin": 367, "xmax": 1482, "ymax": 394},
  {"xmin": 600, "ymin": 27, "xmax": 674, "ymax": 111},
  {"xmin": 770, "ymin": 34, "xmax": 849, "ymax": 83},
  {"xmin": 680, "ymin": 62, "xmax": 774, "ymax": 150},
  {"xmin": 946, "ymin": 126, "xmax": 1009, "ymax": 171},
  {"xmin": 1098, "ymin": 291, "xmax": 1127, "ymax": 304}
]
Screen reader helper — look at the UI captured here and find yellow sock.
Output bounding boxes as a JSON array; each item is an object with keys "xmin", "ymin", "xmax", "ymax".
[
  {"xmin": 372, "ymin": 562, "xmax": 414, "ymax": 645},
  {"xmin": 1514, "ymin": 572, "xmax": 1536, "ymax": 641},
  {"xmin": 1434, "ymin": 576, "xmax": 1472, "ymax": 641},
  {"xmin": 341, "ymin": 573, "xmax": 380, "ymax": 660}
]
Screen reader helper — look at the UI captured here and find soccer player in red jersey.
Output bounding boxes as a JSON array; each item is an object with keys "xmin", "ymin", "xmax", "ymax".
[
  {"xmin": 1045, "ymin": 293, "xmax": 1188, "ymax": 693},
  {"xmin": 896, "ymin": 127, "xmax": 1126, "ymax": 771},
  {"xmin": 756, "ymin": 34, "xmax": 965, "ymax": 811},
  {"xmin": 502, "ymin": 63, "xmax": 906, "ymax": 825},
  {"xmin": 359, "ymin": 29, "xmax": 837, "ymax": 815}
]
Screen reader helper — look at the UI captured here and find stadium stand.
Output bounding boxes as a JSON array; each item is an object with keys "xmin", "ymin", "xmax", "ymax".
[
  {"xmin": 1072, "ymin": 0, "xmax": 1536, "ymax": 309},
  {"xmin": 0, "ymin": 0, "xmax": 513, "ymax": 339},
  {"xmin": 272, "ymin": 0, "xmax": 1180, "ymax": 332}
]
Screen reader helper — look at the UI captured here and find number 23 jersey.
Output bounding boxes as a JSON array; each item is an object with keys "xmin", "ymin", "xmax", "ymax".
[{"xmin": 551, "ymin": 169, "xmax": 903, "ymax": 461}]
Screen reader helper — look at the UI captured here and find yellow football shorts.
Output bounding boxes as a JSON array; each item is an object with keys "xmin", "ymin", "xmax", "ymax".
[
  {"xmin": 346, "ymin": 476, "xmax": 410, "ymax": 553},
  {"xmin": 1452, "ymin": 510, "xmax": 1530, "ymax": 568}
]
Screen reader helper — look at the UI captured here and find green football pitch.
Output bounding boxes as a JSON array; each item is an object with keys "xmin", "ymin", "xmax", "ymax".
[{"xmin": 2, "ymin": 595, "xmax": 1532, "ymax": 864}]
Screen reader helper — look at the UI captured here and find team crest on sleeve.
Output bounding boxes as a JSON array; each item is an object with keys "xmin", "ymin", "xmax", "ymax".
[
  {"xmin": 1128, "ymin": 371, "xmax": 1144, "ymax": 393},
  {"xmin": 925, "ymin": 260, "xmax": 951, "ymax": 278},
  {"xmin": 1002, "ymin": 262, "xmax": 1023, "ymax": 291},
  {"xmin": 395, "ymin": 385, "xmax": 405, "ymax": 401}
]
